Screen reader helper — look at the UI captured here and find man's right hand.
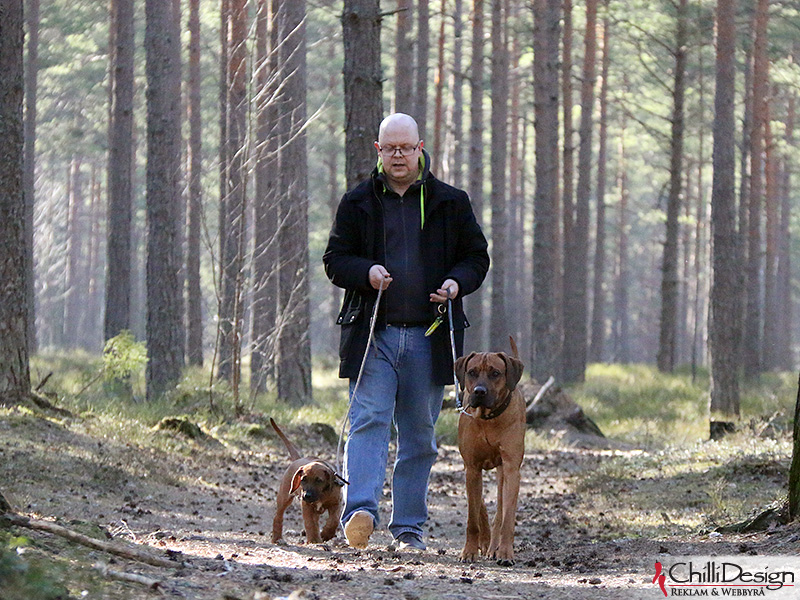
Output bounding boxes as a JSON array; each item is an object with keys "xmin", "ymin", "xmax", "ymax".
[{"xmin": 369, "ymin": 264, "xmax": 393, "ymax": 290}]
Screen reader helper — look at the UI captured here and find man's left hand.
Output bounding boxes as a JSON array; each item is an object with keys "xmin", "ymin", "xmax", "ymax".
[{"xmin": 430, "ymin": 279, "xmax": 459, "ymax": 303}]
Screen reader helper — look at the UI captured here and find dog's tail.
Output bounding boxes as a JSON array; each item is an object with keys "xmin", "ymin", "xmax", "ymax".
[
  {"xmin": 509, "ymin": 336, "xmax": 520, "ymax": 360},
  {"xmin": 270, "ymin": 418, "xmax": 302, "ymax": 461}
]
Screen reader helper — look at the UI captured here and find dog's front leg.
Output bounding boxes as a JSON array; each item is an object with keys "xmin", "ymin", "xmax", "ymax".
[
  {"xmin": 461, "ymin": 466, "xmax": 486, "ymax": 562},
  {"xmin": 320, "ymin": 503, "xmax": 342, "ymax": 542},
  {"xmin": 271, "ymin": 496, "xmax": 292, "ymax": 543},
  {"xmin": 489, "ymin": 462, "xmax": 505, "ymax": 558},
  {"xmin": 301, "ymin": 503, "xmax": 322, "ymax": 544},
  {"xmin": 495, "ymin": 459, "xmax": 521, "ymax": 566}
]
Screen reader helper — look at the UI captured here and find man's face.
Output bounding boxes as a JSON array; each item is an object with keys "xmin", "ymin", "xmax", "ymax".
[{"xmin": 375, "ymin": 123, "xmax": 422, "ymax": 189}]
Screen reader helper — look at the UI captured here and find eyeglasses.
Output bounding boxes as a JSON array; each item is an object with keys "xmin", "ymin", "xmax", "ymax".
[{"xmin": 378, "ymin": 142, "xmax": 420, "ymax": 157}]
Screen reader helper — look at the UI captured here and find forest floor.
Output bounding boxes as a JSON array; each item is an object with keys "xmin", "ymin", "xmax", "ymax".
[{"xmin": 3, "ymin": 396, "xmax": 800, "ymax": 600}]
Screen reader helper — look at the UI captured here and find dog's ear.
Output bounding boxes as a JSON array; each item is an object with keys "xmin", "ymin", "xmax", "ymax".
[
  {"xmin": 290, "ymin": 468, "xmax": 304, "ymax": 495},
  {"xmin": 500, "ymin": 353, "xmax": 524, "ymax": 391},
  {"xmin": 454, "ymin": 352, "xmax": 476, "ymax": 387}
]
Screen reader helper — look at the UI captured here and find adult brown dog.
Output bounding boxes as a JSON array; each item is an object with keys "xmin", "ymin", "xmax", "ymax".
[
  {"xmin": 270, "ymin": 418, "xmax": 347, "ymax": 544},
  {"xmin": 454, "ymin": 337, "xmax": 525, "ymax": 566}
]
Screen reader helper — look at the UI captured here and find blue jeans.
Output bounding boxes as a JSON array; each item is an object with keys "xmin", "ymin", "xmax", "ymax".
[{"xmin": 342, "ymin": 325, "xmax": 444, "ymax": 539}]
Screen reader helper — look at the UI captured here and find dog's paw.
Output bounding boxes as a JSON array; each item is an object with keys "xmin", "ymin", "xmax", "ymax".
[
  {"xmin": 494, "ymin": 547, "xmax": 515, "ymax": 567},
  {"xmin": 460, "ymin": 548, "xmax": 481, "ymax": 563}
]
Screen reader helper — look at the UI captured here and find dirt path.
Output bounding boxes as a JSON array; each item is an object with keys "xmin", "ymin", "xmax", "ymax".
[{"xmin": 2, "ymin": 412, "xmax": 799, "ymax": 599}]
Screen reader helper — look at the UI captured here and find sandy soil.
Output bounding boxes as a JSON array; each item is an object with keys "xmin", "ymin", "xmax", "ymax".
[{"xmin": 2, "ymin": 411, "xmax": 799, "ymax": 600}]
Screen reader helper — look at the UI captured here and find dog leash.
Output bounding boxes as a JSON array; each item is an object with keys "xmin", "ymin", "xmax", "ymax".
[
  {"xmin": 446, "ymin": 291, "xmax": 473, "ymax": 419},
  {"xmin": 336, "ymin": 276, "xmax": 387, "ymax": 473}
]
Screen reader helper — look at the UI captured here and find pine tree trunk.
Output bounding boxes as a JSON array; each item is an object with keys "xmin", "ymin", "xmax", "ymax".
[
  {"xmin": 788, "ymin": 371, "xmax": 800, "ymax": 518},
  {"xmin": 562, "ymin": 0, "xmax": 597, "ymax": 383},
  {"xmin": 589, "ymin": 3, "xmax": 610, "ymax": 364},
  {"xmin": 432, "ymin": 0, "xmax": 446, "ymax": 174},
  {"xmin": 144, "ymin": 0, "xmax": 184, "ymax": 401},
  {"xmin": 0, "ymin": 0, "xmax": 30, "ymax": 406},
  {"xmin": 489, "ymin": 0, "xmax": 509, "ymax": 351},
  {"xmin": 613, "ymin": 106, "xmax": 631, "ymax": 363},
  {"xmin": 23, "ymin": 0, "xmax": 39, "ymax": 354},
  {"xmin": 276, "ymin": 0, "xmax": 312, "ymax": 406},
  {"xmin": 216, "ymin": 0, "xmax": 230, "ymax": 376},
  {"xmin": 776, "ymin": 87, "xmax": 795, "ymax": 369},
  {"xmin": 105, "ymin": 0, "xmax": 134, "ymax": 344},
  {"xmin": 416, "ymin": 0, "xmax": 430, "ymax": 138},
  {"xmin": 561, "ymin": 0, "xmax": 574, "ymax": 344},
  {"xmin": 218, "ymin": 0, "xmax": 248, "ymax": 400},
  {"xmin": 251, "ymin": 0, "xmax": 279, "ymax": 394},
  {"xmin": 744, "ymin": 0, "xmax": 769, "ymax": 380},
  {"xmin": 762, "ymin": 92, "xmax": 779, "ymax": 371},
  {"xmin": 395, "ymin": 0, "xmax": 415, "ymax": 114},
  {"xmin": 709, "ymin": 0, "xmax": 740, "ymax": 437},
  {"xmin": 342, "ymin": 0, "xmax": 383, "ymax": 190},
  {"xmin": 63, "ymin": 158, "xmax": 84, "ymax": 349},
  {"xmin": 657, "ymin": 0, "xmax": 687, "ymax": 373},
  {"xmin": 508, "ymin": 0, "xmax": 523, "ymax": 347},
  {"xmin": 185, "ymin": 0, "xmax": 203, "ymax": 366},
  {"xmin": 465, "ymin": 0, "xmax": 486, "ymax": 350},
  {"xmin": 447, "ymin": 0, "xmax": 465, "ymax": 188},
  {"xmin": 531, "ymin": 0, "xmax": 560, "ymax": 381}
]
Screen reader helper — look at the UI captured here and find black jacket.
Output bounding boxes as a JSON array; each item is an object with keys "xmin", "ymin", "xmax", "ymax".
[{"xmin": 323, "ymin": 157, "xmax": 489, "ymax": 385}]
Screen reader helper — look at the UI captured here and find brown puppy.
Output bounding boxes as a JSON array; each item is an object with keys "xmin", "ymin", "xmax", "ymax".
[
  {"xmin": 270, "ymin": 418, "xmax": 347, "ymax": 544},
  {"xmin": 454, "ymin": 337, "xmax": 525, "ymax": 566}
]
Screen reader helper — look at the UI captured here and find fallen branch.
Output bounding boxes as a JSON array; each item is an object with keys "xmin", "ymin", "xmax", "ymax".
[
  {"xmin": 1, "ymin": 512, "xmax": 181, "ymax": 569},
  {"xmin": 94, "ymin": 562, "xmax": 163, "ymax": 592}
]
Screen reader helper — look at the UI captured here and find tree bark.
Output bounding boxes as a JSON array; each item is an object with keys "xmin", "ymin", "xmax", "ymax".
[
  {"xmin": 394, "ymin": 0, "xmax": 415, "ymax": 114},
  {"xmin": 251, "ymin": 0, "xmax": 279, "ymax": 394},
  {"xmin": 744, "ymin": 0, "xmax": 769, "ymax": 380},
  {"xmin": 63, "ymin": 158, "xmax": 84, "ymax": 349},
  {"xmin": 465, "ymin": 0, "xmax": 486, "ymax": 350},
  {"xmin": 23, "ymin": 0, "xmax": 39, "ymax": 354},
  {"xmin": 613, "ymin": 105, "xmax": 630, "ymax": 363},
  {"xmin": 762, "ymin": 91, "xmax": 779, "ymax": 371},
  {"xmin": 276, "ymin": 0, "xmax": 312, "ymax": 406},
  {"xmin": 788, "ymin": 371, "xmax": 800, "ymax": 519},
  {"xmin": 415, "ymin": 0, "xmax": 430, "ymax": 138},
  {"xmin": 776, "ymin": 85, "xmax": 795, "ymax": 369},
  {"xmin": 186, "ymin": 0, "xmax": 203, "ymax": 366},
  {"xmin": 0, "ymin": 0, "xmax": 30, "ymax": 406},
  {"xmin": 489, "ymin": 0, "xmax": 509, "ymax": 351},
  {"xmin": 531, "ymin": 0, "xmax": 560, "ymax": 381},
  {"xmin": 589, "ymin": 2, "xmax": 610, "ymax": 364},
  {"xmin": 105, "ymin": 0, "xmax": 134, "ymax": 344},
  {"xmin": 447, "ymin": 0, "xmax": 465, "ymax": 188},
  {"xmin": 144, "ymin": 0, "xmax": 184, "ymax": 401},
  {"xmin": 656, "ymin": 0, "xmax": 687, "ymax": 373},
  {"xmin": 218, "ymin": 0, "xmax": 248, "ymax": 401},
  {"xmin": 432, "ymin": 0, "xmax": 447, "ymax": 175},
  {"xmin": 709, "ymin": 0, "xmax": 740, "ymax": 436},
  {"xmin": 562, "ymin": 0, "xmax": 597, "ymax": 383},
  {"xmin": 342, "ymin": 0, "xmax": 383, "ymax": 190}
]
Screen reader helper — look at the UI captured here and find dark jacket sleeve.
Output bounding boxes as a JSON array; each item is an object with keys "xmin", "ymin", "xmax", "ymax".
[
  {"xmin": 445, "ymin": 191, "xmax": 490, "ymax": 297},
  {"xmin": 323, "ymin": 193, "xmax": 377, "ymax": 292}
]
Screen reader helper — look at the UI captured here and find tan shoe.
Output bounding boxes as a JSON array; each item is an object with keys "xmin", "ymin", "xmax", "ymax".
[{"xmin": 344, "ymin": 510, "xmax": 374, "ymax": 549}]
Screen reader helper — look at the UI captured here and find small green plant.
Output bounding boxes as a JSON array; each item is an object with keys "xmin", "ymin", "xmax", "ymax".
[{"xmin": 102, "ymin": 330, "xmax": 148, "ymax": 381}]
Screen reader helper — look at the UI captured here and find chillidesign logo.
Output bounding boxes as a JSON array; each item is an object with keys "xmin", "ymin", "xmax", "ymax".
[
  {"xmin": 653, "ymin": 562, "xmax": 668, "ymax": 597},
  {"xmin": 649, "ymin": 558, "xmax": 797, "ymax": 597}
]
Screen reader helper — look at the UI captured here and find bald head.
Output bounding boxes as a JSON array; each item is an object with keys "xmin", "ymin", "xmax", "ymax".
[{"xmin": 378, "ymin": 113, "xmax": 420, "ymax": 145}]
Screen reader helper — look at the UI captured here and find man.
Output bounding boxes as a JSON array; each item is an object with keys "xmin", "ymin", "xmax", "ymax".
[{"xmin": 323, "ymin": 113, "xmax": 489, "ymax": 550}]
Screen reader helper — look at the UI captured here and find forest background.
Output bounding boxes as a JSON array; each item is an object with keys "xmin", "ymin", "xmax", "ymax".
[{"xmin": 8, "ymin": 0, "xmax": 800, "ymax": 423}]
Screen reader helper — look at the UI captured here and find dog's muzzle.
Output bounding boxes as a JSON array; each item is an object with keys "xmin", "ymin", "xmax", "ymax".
[{"xmin": 468, "ymin": 385, "xmax": 489, "ymax": 408}]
